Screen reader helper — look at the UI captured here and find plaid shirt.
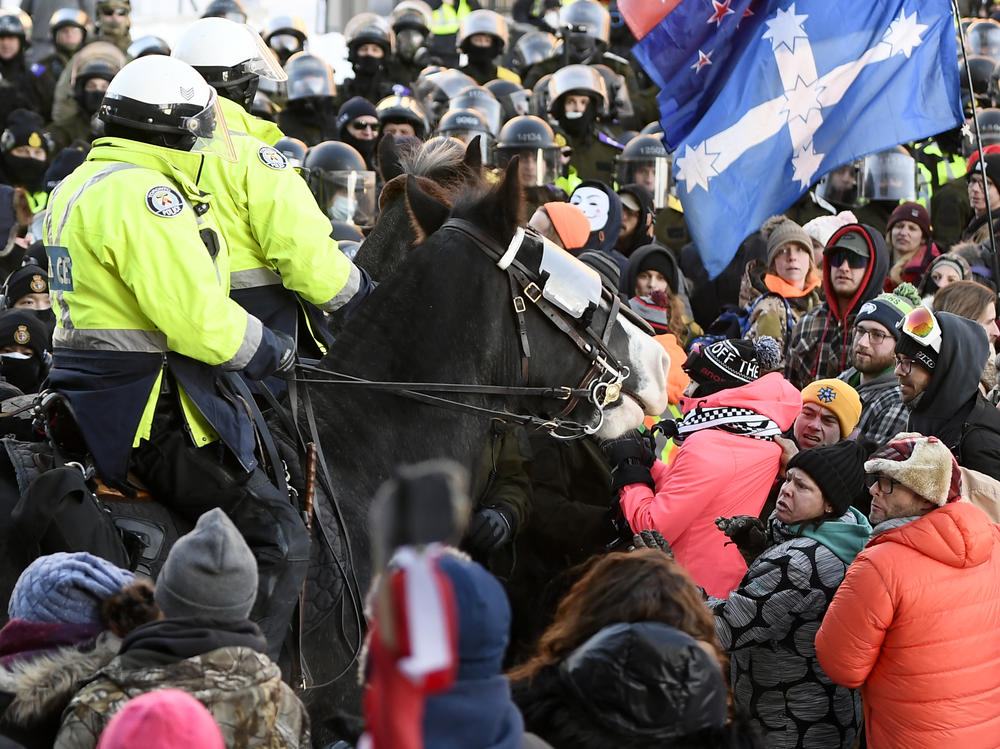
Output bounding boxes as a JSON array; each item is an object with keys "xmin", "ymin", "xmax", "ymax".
[
  {"xmin": 839, "ymin": 367, "xmax": 909, "ymax": 448},
  {"xmin": 785, "ymin": 303, "xmax": 856, "ymax": 390}
]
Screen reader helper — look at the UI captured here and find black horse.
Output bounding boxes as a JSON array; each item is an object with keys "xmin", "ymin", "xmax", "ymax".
[
  {"xmin": 297, "ymin": 158, "xmax": 669, "ymax": 741},
  {"xmin": 0, "ymin": 158, "xmax": 669, "ymax": 744}
]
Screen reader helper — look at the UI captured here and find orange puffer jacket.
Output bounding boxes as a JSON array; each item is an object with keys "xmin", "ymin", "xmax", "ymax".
[{"xmin": 815, "ymin": 502, "xmax": 1000, "ymax": 749}]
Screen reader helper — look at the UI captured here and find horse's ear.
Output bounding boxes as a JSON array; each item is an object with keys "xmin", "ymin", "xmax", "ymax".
[
  {"xmin": 378, "ymin": 135, "xmax": 405, "ymax": 182},
  {"xmin": 463, "ymin": 135, "xmax": 483, "ymax": 174},
  {"xmin": 405, "ymin": 174, "xmax": 450, "ymax": 243},
  {"xmin": 494, "ymin": 154, "xmax": 525, "ymax": 231}
]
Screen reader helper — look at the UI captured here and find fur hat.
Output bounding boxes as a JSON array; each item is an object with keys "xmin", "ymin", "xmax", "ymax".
[
  {"xmin": 8, "ymin": 552, "xmax": 134, "ymax": 626},
  {"xmin": 761, "ymin": 215, "xmax": 812, "ymax": 268},
  {"xmin": 787, "ymin": 440, "xmax": 868, "ymax": 515},
  {"xmin": 683, "ymin": 336, "xmax": 781, "ymax": 395},
  {"xmin": 154, "ymin": 508, "xmax": 258, "ymax": 622},
  {"xmin": 864, "ymin": 433, "xmax": 962, "ymax": 506},
  {"xmin": 800, "ymin": 379, "xmax": 862, "ymax": 438},
  {"xmin": 96, "ymin": 690, "xmax": 225, "ymax": 749},
  {"xmin": 853, "ymin": 283, "xmax": 920, "ymax": 342}
]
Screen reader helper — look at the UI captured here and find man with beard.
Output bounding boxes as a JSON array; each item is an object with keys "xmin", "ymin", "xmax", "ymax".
[
  {"xmin": 335, "ymin": 97, "xmax": 380, "ymax": 170},
  {"xmin": 838, "ymin": 285, "xmax": 918, "ymax": 448},
  {"xmin": 0, "ymin": 110, "xmax": 53, "ymax": 214}
]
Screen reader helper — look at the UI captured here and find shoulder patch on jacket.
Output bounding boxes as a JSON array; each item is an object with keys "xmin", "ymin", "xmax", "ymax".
[
  {"xmin": 257, "ymin": 145, "xmax": 288, "ymax": 170},
  {"xmin": 145, "ymin": 185, "xmax": 185, "ymax": 217}
]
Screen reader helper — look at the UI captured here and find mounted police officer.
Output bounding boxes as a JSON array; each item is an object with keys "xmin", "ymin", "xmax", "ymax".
[
  {"xmin": 174, "ymin": 18, "xmax": 370, "ymax": 370},
  {"xmin": 43, "ymin": 55, "xmax": 307, "ymax": 659}
]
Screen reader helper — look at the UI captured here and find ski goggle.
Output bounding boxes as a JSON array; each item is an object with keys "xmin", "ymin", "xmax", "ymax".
[{"xmin": 898, "ymin": 305, "xmax": 942, "ymax": 353}]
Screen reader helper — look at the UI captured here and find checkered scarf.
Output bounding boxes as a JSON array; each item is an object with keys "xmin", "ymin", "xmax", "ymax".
[{"xmin": 663, "ymin": 406, "xmax": 782, "ymax": 443}]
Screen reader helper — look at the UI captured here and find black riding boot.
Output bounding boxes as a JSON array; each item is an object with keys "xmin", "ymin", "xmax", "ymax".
[{"xmin": 130, "ymin": 404, "xmax": 310, "ymax": 661}]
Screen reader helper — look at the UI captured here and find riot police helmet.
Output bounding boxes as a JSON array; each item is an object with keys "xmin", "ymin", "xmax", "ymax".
[
  {"xmin": 202, "ymin": 0, "xmax": 247, "ymax": 24},
  {"xmin": 0, "ymin": 10, "xmax": 32, "ymax": 49},
  {"xmin": 510, "ymin": 31, "xmax": 557, "ymax": 78},
  {"xmin": 49, "ymin": 9, "xmax": 89, "ymax": 48},
  {"xmin": 126, "ymin": 35, "xmax": 170, "ymax": 59},
  {"xmin": 344, "ymin": 12, "xmax": 394, "ymax": 60},
  {"xmin": 437, "ymin": 108, "xmax": 492, "ymax": 160},
  {"xmin": 484, "ymin": 78, "xmax": 531, "ymax": 122},
  {"xmin": 284, "ymin": 52, "xmax": 336, "ymax": 102},
  {"xmin": 303, "ymin": 140, "xmax": 377, "ymax": 226},
  {"xmin": 548, "ymin": 63, "xmax": 609, "ymax": 119},
  {"xmin": 263, "ymin": 14, "xmax": 308, "ymax": 63},
  {"xmin": 968, "ymin": 18, "xmax": 1000, "ymax": 60},
  {"xmin": 376, "ymin": 93, "xmax": 428, "ymax": 139},
  {"xmin": 558, "ymin": 0, "xmax": 610, "ymax": 62},
  {"xmin": 857, "ymin": 146, "xmax": 917, "ymax": 203},
  {"xmin": 457, "ymin": 9, "xmax": 509, "ymax": 55},
  {"xmin": 274, "ymin": 136, "xmax": 307, "ymax": 167},
  {"xmin": 494, "ymin": 115, "xmax": 561, "ymax": 186},
  {"xmin": 449, "ymin": 85, "xmax": 501, "ymax": 136},
  {"xmin": 616, "ymin": 134, "xmax": 670, "ymax": 209}
]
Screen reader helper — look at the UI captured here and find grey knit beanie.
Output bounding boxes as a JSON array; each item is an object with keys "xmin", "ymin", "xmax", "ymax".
[
  {"xmin": 154, "ymin": 508, "xmax": 258, "ymax": 621},
  {"xmin": 761, "ymin": 215, "xmax": 813, "ymax": 268}
]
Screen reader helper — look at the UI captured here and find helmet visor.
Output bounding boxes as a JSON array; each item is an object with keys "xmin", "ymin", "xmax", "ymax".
[
  {"xmin": 617, "ymin": 157, "xmax": 669, "ymax": 209},
  {"xmin": 246, "ymin": 31, "xmax": 288, "ymax": 81},
  {"xmin": 191, "ymin": 90, "xmax": 236, "ymax": 162},
  {"xmin": 815, "ymin": 162, "xmax": 859, "ymax": 206},
  {"xmin": 494, "ymin": 145, "xmax": 561, "ymax": 186},
  {"xmin": 269, "ymin": 33, "xmax": 302, "ymax": 54},
  {"xmin": 309, "ymin": 169, "xmax": 377, "ymax": 226},
  {"xmin": 858, "ymin": 151, "xmax": 916, "ymax": 202}
]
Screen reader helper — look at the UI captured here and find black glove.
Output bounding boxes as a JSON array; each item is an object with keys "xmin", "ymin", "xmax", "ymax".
[
  {"xmin": 601, "ymin": 430, "xmax": 656, "ymax": 491},
  {"xmin": 630, "ymin": 529, "xmax": 673, "ymax": 558},
  {"xmin": 272, "ymin": 331, "xmax": 297, "ymax": 379},
  {"xmin": 715, "ymin": 515, "xmax": 767, "ymax": 566},
  {"xmin": 465, "ymin": 504, "xmax": 517, "ymax": 555}
]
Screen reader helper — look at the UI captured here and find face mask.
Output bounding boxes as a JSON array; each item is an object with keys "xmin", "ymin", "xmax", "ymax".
[
  {"xmin": 0, "ymin": 352, "xmax": 43, "ymax": 395},
  {"xmin": 80, "ymin": 89, "xmax": 106, "ymax": 115},
  {"xmin": 397, "ymin": 30, "xmax": 424, "ymax": 62},
  {"xmin": 31, "ymin": 308, "xmax": 56, "ymax": 337},
  {"xmin": 342, "ymin": 131, "xmax": 376, "ymax": 160},
  {"xmin": 466, "ymin": 46, "xmax": 495, "ymax": 66},
  {"xmin": 564, "ymin": 110, "xmax": 584, "ymax": 120},
  {"xmin": 1, "ymin": 154, "xmax": 48, "ymax": 192},
  {"xmin": 354, "ymin": 55, "xmax": 382, "ymax": 78},
  {"xmin": 329, "ymin": 195, "xmax": 355, "ymax": 222}
]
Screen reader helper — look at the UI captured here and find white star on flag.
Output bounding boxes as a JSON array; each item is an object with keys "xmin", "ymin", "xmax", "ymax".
[
  {"xmin": 676, "ymin": 141, "xmax": 720, "ymax": 191},
  {"xmin": 781, "ymin": 75, "xmax": 826, "ymax": 125},
  {"xmin": 761, "ymin": 4, "xmax": 808, "ymax": 52},
  {"xmin": 883, "ymin": 9, "xmax": 927, "ymax": 58},
  {"xmin": 691, "ymin": 49, "xmax": 713, "ymax": 72},
  {"xmin": 791, "ymin": 143, "xmax": 826, "ymax": 187}
]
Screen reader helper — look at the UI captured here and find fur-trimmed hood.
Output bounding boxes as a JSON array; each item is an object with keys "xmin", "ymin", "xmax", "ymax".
[{"xmin": 0, "ymin": 630, "xmax": 120, "ymax": 726}]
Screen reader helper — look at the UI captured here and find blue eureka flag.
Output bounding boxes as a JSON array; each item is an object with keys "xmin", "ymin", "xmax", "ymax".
[{"xmin": 628, "ymin": 0, "xmax": 962, "ymax": 278}]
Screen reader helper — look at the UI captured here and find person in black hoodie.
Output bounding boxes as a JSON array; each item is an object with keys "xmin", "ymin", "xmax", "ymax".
[
  {"xmin": 614, "ymin": 183, "xmax": 656, "ymax": 258},
  {"xmin": 785, "ymin": 223, "xmax": 889, "ymax": 389},
  {"xmin": 895, "ymin": 307, "xmax": 1000, "ymax": 478},
  {"xmin": 620, "ymin": 244, "xmax": 700, "ymax": 347}
]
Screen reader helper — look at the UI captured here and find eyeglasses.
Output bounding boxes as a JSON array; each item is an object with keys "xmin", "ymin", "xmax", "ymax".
[
  {"xmin": 349, "ymin": 120, "xmax": 380, "ymax": 132},
  {"xmin": 853, "ymin": 325, "xmax": 891, "ymax": 345},
  {"xmin": 893, "ymin": 355, "xmax": 915, "ymax": 375},
  {"xmin": 99, "ymin": 8, "xmax": 128, "ymax": 16},
  {"xmin": 826, "ymin": 249, "xmax": 868, "ymax": 269},
  {"xmin": 898, "ymin": 305, "xmax": 942, "ymax": 353},
  {"xmin": 866, "ymin": 474, "xmax": 898, "ymax": 494}
]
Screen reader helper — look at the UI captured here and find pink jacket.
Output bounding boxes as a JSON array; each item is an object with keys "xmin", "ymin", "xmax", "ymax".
[
  {"xmin": 619, "ymin": 372, "xmax": 801, "ymax": 597},
  {"xmin": 815, "ymin": 503, "xmax": 1000, "ymax": 749}
]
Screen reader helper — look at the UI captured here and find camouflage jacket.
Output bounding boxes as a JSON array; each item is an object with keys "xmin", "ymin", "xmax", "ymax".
[{"xmin": 55, "ymin": 645, "xmax": 310, "ymax": 749}]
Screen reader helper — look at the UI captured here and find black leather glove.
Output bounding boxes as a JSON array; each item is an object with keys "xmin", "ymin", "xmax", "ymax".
[
  {"xmin": 629, "ymin": 529, "xmax": 673, "ymax": 558},
  {"xmin": 715, "ymin": 515, "xmax": 768, "ymax": 566},
  {"xmin": 272, "ymin": 331, "xmax": 297, "ymax": 379},
  {"xmin": 601, "ymin": 430, "xmax": 656, "ymax": 491},
  {"xmin": 465, "ymin": 503, "xmax": 517, "ymax": 555}
]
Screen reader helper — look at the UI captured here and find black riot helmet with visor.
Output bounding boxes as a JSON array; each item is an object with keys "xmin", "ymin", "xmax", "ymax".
[
  {"xmin": 815, "ymin": 161, "xmax": 861, "ymax": 208},
  {"xmin": 344, "ymin": 12, "xmax": 394, "ymax": 61},
  {"xmin": 967, "ymin": 18, "xmax": 1000, "ymax": 61},
  {"xmin": 510, "ymin": 31, "xmax": 557, "ymax": 78},
  {"xmin": 457, "ymin": 9, "xmax": 509, "ymax": 58},
  {"xmin": 0, "ymin": 10, "xmax": 32, "ymax": 50},
  {"xmin": 558, "ymin": 0, "xmax": 611, "ymax": 63},
  {"xmin": 375, "ymin": 94, "xmax": 428, "ymax": 139},
  {"xmin": 303, "ymin": 140, "xmax": 377, "ymax": 228},
  {"xmin": 437, "ymin": 108, "xmax": 492, "ymax": 161},
  {"xmin": 284, "ymin": 52, "xmax": 336, "ymax": 102},
  {"xmin": 591, "ymin": 63, "xmax": 633, "ymax": 125},
  {"xmin": 201, "ymin": 0, "xmax": 247, "ymax": 24},
  {"xmin": 494, "ymin": 115, "xmax": 561, "ymax": 187},
  {"xmin": 415, "ymin": 68, "xmax": 476, "ymax": 127},
  {"xmin": 616, "ymin": 134, "xmax": 669, "ymax": 209},
  {"xmin": 857, "ymin": 146, "xmax": 917, "ymax": 203},
  {"xmin": 484, "ymin": 78, "xmax": 531, "ymax": 122},
  {"xmin": 548, "ymin": 64, "xmax": 609, "ymax": 120},
  {"xmin": 448, "ymin": 85, "xmax": 501, "ymax": 136},
  {"xmin": 172, "ymin": 17, "xmax": 288, "ymax": 112},
  {"xmin": 960, "ymin": 55, "xmax": 994, "ymax": 111},
  {"xmin": 391, "ymin": 0, "xmax": 432, "ymax": 63},
  {"xmin": 263, "ymin": 14, "xmax": 308, "ymax": 65}
]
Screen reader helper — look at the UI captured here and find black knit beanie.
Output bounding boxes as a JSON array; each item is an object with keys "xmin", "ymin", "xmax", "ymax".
[{"xmin": 787, "ymin": 440, "xmax": 867, "ymax": 516}]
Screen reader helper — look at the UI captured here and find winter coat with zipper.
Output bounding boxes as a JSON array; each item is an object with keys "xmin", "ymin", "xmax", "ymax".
[
  {"xmin": 708, "ymin": 509, "xmax": 872, "ymax": 749},
  {"xmin": 54, "ymin": 617, "xmax": 310, "ymax": 749},
  {"xmin": 618, "ymin": 372, "xmax": 802, "ymax": 597},
  {"xmin": 907, "ymin": 311, "xmax": 1000, "ymax": 479},
  {"xmin": 785, "ymin": 224, "xmax": 889, "ymax": 390},
  {"xmin": 815, "ymin": 503, "xmax": 1000, "ymax": 749}
]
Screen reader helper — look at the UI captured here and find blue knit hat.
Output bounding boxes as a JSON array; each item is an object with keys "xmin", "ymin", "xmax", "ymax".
[{"xmin": 8, "ymin": 552, "xmax": 134, "ymax": 625}]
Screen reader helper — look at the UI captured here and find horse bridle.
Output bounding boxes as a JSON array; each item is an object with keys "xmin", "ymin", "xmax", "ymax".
[{"xmin": 294, "ymin": 218, "xmax": 648, "ymax": 439}]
